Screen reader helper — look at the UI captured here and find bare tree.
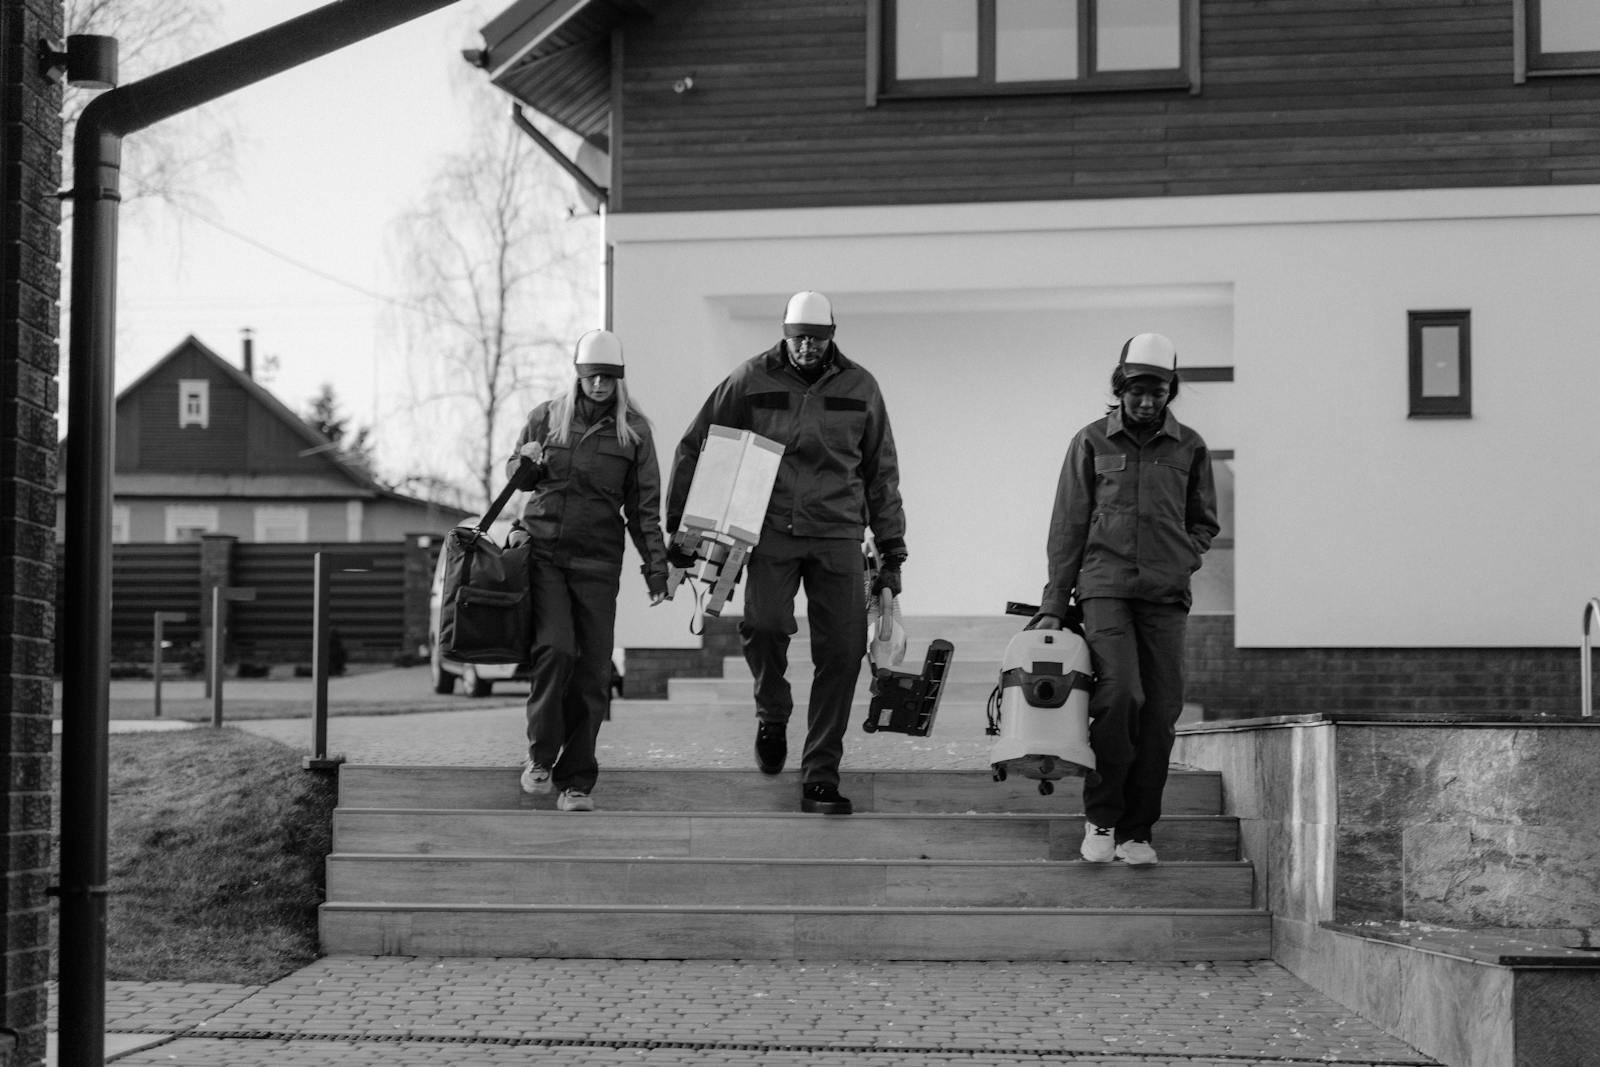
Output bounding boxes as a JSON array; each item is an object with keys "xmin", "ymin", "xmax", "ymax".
[
  {"xmin": 61, "ymin": 0, "xmax": 236, "ymax": 214},
  {"xmin": 389, "ymin": 103, "xmax": 599, "ymax": 508}
]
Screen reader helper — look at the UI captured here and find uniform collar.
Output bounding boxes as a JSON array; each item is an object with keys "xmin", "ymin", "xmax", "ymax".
[
  {"xmin": 1108, "ymin": 406, "xmax": 1177, "ymax": 440},
  {"xmin": 762, "ymin": 340, "xmax": 853, "ymax": 381}
]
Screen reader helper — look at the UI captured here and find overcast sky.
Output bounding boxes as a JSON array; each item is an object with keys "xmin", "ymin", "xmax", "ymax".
[{"xmin": 98, "ymin": 0, "xmax": 546, "ymax": 472}]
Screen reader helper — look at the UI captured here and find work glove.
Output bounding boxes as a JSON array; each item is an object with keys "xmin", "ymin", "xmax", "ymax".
[
  {"xmin": 511, "ymin": 453, "xmax": 546, "ymax": 491},
  {"xmin": 871, "ymin": 554, "xmax": 905, "ymax": 598},
  {"xmin": 667, "ymin": 544, "xmax": 698, "ymax": 570}
]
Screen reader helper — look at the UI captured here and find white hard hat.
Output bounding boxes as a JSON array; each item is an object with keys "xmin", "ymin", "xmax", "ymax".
[
  {"xmin": 782, "ymin": 291, "xmax": 835, "ymax": 338},
  {"xmin": 574, "ymin": 329, "xmax": 624, "ymax": 378},
  {"xmin": 1118, "ymin": 332, "xmax": 1177, "ymax": 382}
]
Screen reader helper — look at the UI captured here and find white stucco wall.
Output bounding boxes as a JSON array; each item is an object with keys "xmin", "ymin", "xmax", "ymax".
[{"xmin": 607, "ymin": 186, "xmax": 1600, "ymax": 651}]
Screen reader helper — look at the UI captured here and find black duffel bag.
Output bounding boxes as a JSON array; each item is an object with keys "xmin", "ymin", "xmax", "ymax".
[{"xmin": 437, "ymin": 465, "xmax": 535, "ymax": 664}]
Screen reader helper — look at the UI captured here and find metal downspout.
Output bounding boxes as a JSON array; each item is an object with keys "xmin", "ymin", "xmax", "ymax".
[{"xmin": 57, "ymin": 2, "xmax": 460, "ymax": 1062}]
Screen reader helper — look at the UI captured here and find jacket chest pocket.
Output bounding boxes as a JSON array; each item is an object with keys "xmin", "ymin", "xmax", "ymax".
[
  {"xmin": 1094, "ymin": 453, "xmax": 1127, "ymax": 487},
  {"xmin": 746, "ymin": 391, "xmax": 793, "ymax": 446},
  {"xmin": 820, "ymin": 396, "xmax": 867, "ymax": 457},
  {"xmin": 541, "ymin": 442, "xmax": 573, "ymax": 483},
  {"xmin": 585, "ymin": 439, "xmax": 634, "ymax": 500}
]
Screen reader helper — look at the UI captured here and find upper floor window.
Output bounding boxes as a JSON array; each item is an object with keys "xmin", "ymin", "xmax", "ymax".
[
  {"xmin": 875, "ymin": 0, "xmax": 1196, "ymax": 99},
  {"xmin": 1517, "ymin": 0, "xmax": 1600, "ymax": 78},
  {"xmin": 178, "ymin": 379, "xmax": 210, "ymax": 429}
]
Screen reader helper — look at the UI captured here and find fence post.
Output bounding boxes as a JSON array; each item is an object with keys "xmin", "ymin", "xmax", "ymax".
[
  {"xmin": 151, "ymin": 611, "xmax": 187, "ymax": 718},
  {"xmin": 209, "ymin": 587, "xmax": 255, "ymax": 727},
  {"xmin": 308, "ymin": 550, "xmax": 374, "ymax": 770}
]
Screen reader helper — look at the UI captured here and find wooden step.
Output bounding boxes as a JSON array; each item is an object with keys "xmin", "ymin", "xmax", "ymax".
[
  {"xmin": 319, "ymin": 902, "xmax": 1271, "ymax": 960},
  {"xmin": 332, "ymin": 810, "xmax": 1242, "ymax": 862},
  {"xmin": 336, "ymin": 766, "xmax": 1224, "ymax": 815},
  {"xmin": 326, "ymin": 853, "xmax": 1256, "ymax": 909}
]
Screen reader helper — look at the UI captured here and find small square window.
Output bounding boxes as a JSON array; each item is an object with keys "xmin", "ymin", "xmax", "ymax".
[
  {"xmin": 178, "ymin": 379, "xmax": 210, "ymax": 429},
  {"xmin": 1517, "ymin": 0, "xmax": 1600, "ymax": 78},
  {"xmin": 1408, "ymin": 310, "xmax": 1471, "ymax": 419}
]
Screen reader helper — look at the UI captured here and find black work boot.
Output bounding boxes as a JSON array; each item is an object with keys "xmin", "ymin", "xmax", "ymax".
[
  {"xmin": 754, "ymin": 720, "xmax": 787, "ymax": 775},
  {"xmin": 801, "ymin": 782, "xmax": 852, "ymax": 815}
]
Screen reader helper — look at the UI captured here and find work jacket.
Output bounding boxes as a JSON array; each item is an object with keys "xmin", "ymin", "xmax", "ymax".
[
  {"xmin": 506, "ymin": 400, "xmax": 669, "ymax": 594},
  {"xmin": 666, "ymin": 342, "xmax": 907, "ymax": 557},
  {"xmin": 1040, "ymin": 407, "xmax": 1218, "ymax": 613}
]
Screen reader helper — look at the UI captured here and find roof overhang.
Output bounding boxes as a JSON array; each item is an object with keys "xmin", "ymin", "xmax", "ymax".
[{"xmin": 478, "ymin": 0, "xmax": 662, "ymax": 149}]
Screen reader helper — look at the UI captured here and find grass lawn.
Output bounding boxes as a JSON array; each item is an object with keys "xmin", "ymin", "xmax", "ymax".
[{"xmin": 52, "ymin": 729, "xmax": 336, "ymax": 984}]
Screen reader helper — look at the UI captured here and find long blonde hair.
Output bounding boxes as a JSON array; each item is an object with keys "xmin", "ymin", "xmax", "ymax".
[{"xmin": 545, "ymin": 375, "xmax": 648, "ymax": 448}]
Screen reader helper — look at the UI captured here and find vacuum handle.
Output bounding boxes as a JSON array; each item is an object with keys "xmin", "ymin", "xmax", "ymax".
[{"xmin": 876, "ymin": 589, "xmax": 896, "ymax": 641}]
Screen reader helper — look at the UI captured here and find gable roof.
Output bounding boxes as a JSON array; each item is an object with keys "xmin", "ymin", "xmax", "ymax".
[
  {"xmin": 61, "ymin": 335, "xmax": 470, "ymax": 519},
  {"xmin": 479, "ymin": 0, "xmax": 667, "ymax": 149}
]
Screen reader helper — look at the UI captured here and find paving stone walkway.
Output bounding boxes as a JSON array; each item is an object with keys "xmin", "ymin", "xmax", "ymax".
[
  {"xmin": 49, "ymin": 666, "xmax": 1440, "ymax": 1065},
  {"xmin": 61, "ymin": 958, "xmax": 1436, "ymax": 1066}
]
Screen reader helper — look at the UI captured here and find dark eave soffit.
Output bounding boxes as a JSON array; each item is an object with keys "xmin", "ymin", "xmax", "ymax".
[{"xmin": 480, "ymin": 0, "xmax": 661, "ymax": 150}]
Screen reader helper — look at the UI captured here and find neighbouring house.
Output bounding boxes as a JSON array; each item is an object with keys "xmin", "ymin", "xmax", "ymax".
[
  {"xmin": 471, "ymin": 0, "xmax": 1600, "ymax": 716},
  {"xmin": 54, "ymin": 333, "xmax": 471, "ymax": 544}
]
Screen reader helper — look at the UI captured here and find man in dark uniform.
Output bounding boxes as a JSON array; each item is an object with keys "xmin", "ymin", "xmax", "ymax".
[{"xmin": 667, "ymin": 292, "xmax": 908, "ymax": 815}]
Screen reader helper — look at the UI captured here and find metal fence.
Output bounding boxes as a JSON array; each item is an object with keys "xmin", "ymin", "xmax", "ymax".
[{"xmin": 57, "ymin": 541, "xmax": 413, "ymax": 667}]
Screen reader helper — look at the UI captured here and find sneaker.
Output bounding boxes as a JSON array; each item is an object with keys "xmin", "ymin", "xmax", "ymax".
[
  {"xmin": 755, "ymin": 720, "xmax": 787, "ymax": 775},
  {"xmin": 800, "ymin": 782, "xmax": 853, "ymax": 815},
  {"xmin": 556, "ymin": 789, "xmax": 595, "ymax": 812},
  {"xmin": 519, "ymin": 759, "xmax": 552, "ymax": 795},
  {"xmin": 1080, "ymin": 821, "xmax": 1116, "ymax": 863},
  {"xmin": 1115, "ymin": 840, "xmax": 1158, "ymax": 866}
]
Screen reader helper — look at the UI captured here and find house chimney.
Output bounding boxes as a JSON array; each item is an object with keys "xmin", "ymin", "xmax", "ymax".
[{"xmin": 241, "ymin": 327, "xmax": 255, "ymax": 378}]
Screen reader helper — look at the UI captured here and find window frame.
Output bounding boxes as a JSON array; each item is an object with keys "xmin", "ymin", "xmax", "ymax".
[
  {"xmin": 1407, "ymin": 310, "xmax": 1472, "ymax": 420},
  {"xmin": 253, "ymin": 506, "xmax": 309, "ymax": 543},
  {"xmin": 178, "ymin": 378, "xmax": 210, "ymax": 429},
  {"xmin": 165, "ymin": 505, "xmax": 219, "ymax": 543},
  {"xmin": 1515, "ymin": 0, "xmax": 1600, "ymax": 81},
  {"xmin": 870, "ymin": 0, "xmax": 1198, "ymax": 103}
]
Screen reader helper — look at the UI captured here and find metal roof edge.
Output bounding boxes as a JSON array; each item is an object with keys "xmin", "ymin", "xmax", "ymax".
[{"xmin": 482, "ymin": 0, "xmax": 593, "ymax": 81}]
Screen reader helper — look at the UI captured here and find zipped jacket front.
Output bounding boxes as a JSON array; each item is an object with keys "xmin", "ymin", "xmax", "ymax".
[
  {"xmin": 506, "ymin": 401, "xmax": 669, "ymax": 593},
  {"xmin": 667, "ymin": 343, "xmax": 907, "ymax": 556},
  {"xmin": 1040, "ymin": 408, "xmax": 1218, "ymax": 614}
]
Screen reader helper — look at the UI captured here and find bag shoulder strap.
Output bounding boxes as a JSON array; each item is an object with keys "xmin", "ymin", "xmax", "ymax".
[{"xmin": 477, "ymin": 464, "xmax": 526, "ymax": 532}]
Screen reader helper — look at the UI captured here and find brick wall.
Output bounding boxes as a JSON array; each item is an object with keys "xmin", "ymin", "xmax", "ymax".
[
  {"xmin": 1187, "ymin": 615, "xmax": 1595, "ymax": 719},
  {"xmin": 1, "ymin": 0, "xmax": 63, "ymax": 1060}
]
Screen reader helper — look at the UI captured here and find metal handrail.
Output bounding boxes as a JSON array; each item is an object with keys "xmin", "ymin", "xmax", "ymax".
[{"xmin": 1583, "ymin": 599, "xmax": 1600, "ymax": 717}]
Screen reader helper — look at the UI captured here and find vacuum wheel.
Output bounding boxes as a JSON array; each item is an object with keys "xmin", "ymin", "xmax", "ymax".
[{"xmin": 1037, "ymin": 779, "xmax": 1054, "ymax": 796}]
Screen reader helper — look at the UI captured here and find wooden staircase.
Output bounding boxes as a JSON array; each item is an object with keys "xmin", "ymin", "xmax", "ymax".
[
  {"xmin": 321, "ymin": 765, "xmax": 1269, "ymax": 960},
  {"xmin": 320, "ymin": 615, "xmax": 1270, "ymax": 960}
]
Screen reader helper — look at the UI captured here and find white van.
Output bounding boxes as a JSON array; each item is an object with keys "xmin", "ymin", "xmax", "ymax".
[{"xmin": 426, "ymin": 518, "xmax": 531, "ymax": 698}]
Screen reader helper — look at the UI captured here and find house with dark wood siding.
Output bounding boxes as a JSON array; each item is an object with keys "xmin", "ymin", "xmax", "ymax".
[
  {"xmin": 54, "ymin": 334, "xmax": 470, "ymax": 544},
  {"xmin": 473, "ymin": 8, "xmax": 1600, "ymax": 1050},
  {"xmin": 474, "ymin": 0, "xmax": 1600, "ymax": 654}
]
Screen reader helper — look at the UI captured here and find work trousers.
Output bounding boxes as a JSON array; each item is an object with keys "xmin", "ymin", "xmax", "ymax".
[
  {"xmin": 1080, "ymin": 597, "xmax": 1189, "ymax": 844},
  {"xmin": 524, "ymin": 561, "xmax": 620, "ymax": 794},
  {"xmin": 740, "ymin": 531, "xmax": 866, "ymax": 789}
]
